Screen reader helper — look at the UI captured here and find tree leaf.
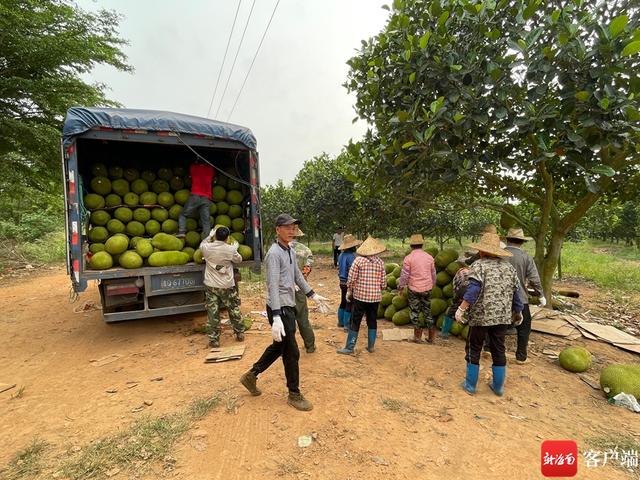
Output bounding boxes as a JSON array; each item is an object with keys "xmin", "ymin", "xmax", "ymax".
[
  {"xmin": 575, "ymin": 90, "xmax": 590, "ymax": 102},
  {"xmin": 409, "ymin": 72, "xmax": 416, "ymax": 84},
  {"xmin": 609, "ymin": 15, "xmax": 628, "ymax": 39},
  {"xmin": 518, "ymin": 39, "xmax": 527, "ymax": 51},
  {"xmin": 622, "ymin": 40, "xmax": 640, "ymax": 57},
  {"xmin": 430, "ymin": 96, "xmax": 445, "ymax": 114},
  {"xmin": 453, "ymin": 113, "xmax": 465, "ymax": 122},
  {"xmin": 404, "ymin": 49, "xmax": 411, "ymax": 61},
  {"xmin": 419, "ymin": 31, "xmax": 431, "ymax": 49},
  {"xmin": 438, "ymin": 11, "xmax": 450, "ymax": 29},
  {"xmin": 381, "ymin": 4, "xmax": 390, "ymax": 11},
  {"xmin": 550, "ymin": 9, "xmax": 560, "ymax": 24},
  {"xmin": 450, "ymin": 64, "xmax": 463, "ymax": 71},
  {"xmin": 402, "ymin": 141, "xmax": 416, "ymax": 149},
  {"xmin": 598, "ymin": 97, "xmax": 610, "ymax": 110},
  {"xmin": 592, "ymin": 165, "xmax": 616, "ymax": 177}
]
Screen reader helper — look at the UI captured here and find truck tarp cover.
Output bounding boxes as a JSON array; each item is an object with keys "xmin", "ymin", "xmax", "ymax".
[{"xmin": 62, "ymin": 107, "xmax": 257, "ymax": 150}]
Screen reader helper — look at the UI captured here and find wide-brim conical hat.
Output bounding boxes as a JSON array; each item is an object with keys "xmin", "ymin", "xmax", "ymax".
[
  {"xmin": 408, "ymin": 233, "xmax": 424, "ymax": 245},
  {"xmin": 467, "ymin": 233, "xmax": 512, "ymax": 257},
  {"xmin": 339, "ymin": 234, "xmax": 362, "ymax": 250},
  {"xmin": 356, "ymin": 236, "xmax": 386, "ymax": 256}
]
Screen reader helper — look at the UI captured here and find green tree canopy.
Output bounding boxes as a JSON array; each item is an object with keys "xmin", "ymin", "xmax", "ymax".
[{"xmin": 345, "ymin": 0, "xmax": 640, "ymax": 300}]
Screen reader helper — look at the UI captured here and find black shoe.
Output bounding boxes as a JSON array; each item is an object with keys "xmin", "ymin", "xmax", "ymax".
[
  {"xmin": 240, "ymin": 371, "xmax": 261, "ymax": 396},
  {"xmin": 209, "ymin": 339, "xmax": 220, "ymax": 348},
  {"xmin": 235, "ymin": 332, "xmax": 245, "ymax": 342},
  {"xmin": 305, "ymin": 345, "xmax": 316, "ymax": 353}
]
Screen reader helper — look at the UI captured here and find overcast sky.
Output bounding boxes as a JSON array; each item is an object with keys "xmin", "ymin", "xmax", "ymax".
[{"xmin": 80, "ymin": 0, "xmax": 388, "ymax": 185}]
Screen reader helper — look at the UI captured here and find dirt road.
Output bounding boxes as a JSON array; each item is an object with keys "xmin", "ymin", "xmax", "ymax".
[{"xmin": 1, "ymin": 257, "xmax": 638, "ymax": 479}]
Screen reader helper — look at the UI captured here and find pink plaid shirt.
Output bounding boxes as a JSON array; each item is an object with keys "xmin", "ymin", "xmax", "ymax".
[{"xmin": 346, "ymin": 255, "xmax": 386, "ymax": 303}]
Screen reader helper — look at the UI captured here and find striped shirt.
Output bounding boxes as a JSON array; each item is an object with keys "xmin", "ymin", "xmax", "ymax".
[{"xmin": 346, "ymin": 255, "xmax": 386, "ymax": 303}]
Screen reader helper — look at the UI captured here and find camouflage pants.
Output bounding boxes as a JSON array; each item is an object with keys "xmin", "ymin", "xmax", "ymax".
[
  {"xmin": 408, "ymin": 289, "xmax": 433, "ymax": 328},
  {"xmin": 204, "ymin": 285, "xmax": 244, "ymax": 342}
]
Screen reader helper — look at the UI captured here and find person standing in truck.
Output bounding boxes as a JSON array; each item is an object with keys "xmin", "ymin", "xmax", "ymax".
[
  {"xmin": 177, "ymin": 160, "xmax": 215, "ymax": 239},
  {"xmin": 200, "ymin": 226, "xmax": 244, "ymax": 348}
]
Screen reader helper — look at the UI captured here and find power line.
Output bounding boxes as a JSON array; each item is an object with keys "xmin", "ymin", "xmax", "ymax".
[
  {"xmin": 226, "ymin": 0, "xmax": 280, "ymax": 122},
  {"xmin": 213, "ymin": 0, "xmax": 257, "ymax": 120},
  {"xmin": 206, "ymin": 0, "xmax": 242, "ymax": 118}
]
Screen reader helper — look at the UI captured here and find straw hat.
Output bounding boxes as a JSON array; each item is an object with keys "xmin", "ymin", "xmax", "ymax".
[
  {"xmin": 356, "ymin": 236, "xmax": 386, "ymax": 256},
  {"xmin": 481, "ymin": 224, "xmax": 498, "ymax": 234},
  {"xmin": 408, "ymin": 233, "xmax": 424, "ymax": 246},
  {"xmin": 467, "ymin": 233, "xmax": 512, "ymax": 257},
  {"xmin": 339, "ymin": 234, "xmax": 362, "ymax": 250},
  {"xmin": 295, "ymin": 227, "xmax": 305, "ymax": 237},
  {"xmin": 505, "ymin": 227, "xmax": 532, "ymax": 241}
]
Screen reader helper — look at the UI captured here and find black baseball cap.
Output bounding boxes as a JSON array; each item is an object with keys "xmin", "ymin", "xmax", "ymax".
[{"xmin": 275, "ymin": 213, "xmax": 301, "ymax": 226}]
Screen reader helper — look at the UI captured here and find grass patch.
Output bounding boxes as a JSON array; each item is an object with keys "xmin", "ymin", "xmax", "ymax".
[
  {"xmin": 4, "ymin": 439, "xmax": 48, "ymax": 480},
  {"xmin": 3, "ymin": 393, "xmax": 223, "ymax": 480},
  {"xmin": 380, "ymin": 396, "xmax": 410, "ymax": 412},
  {"xmin": 11, "ymin": 386, "xmax": 25, "ymax": 399}
]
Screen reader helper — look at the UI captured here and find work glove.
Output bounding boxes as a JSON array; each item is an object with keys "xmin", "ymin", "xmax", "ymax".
[
  {"xmin": 302, "ymin": 266, "xmax": 311, "ymax": 279},
  {"xmin": 455, "ymin": 307, "xmax": 468, "ymax": 324},
  {"xmin": 311, "ymin": 293, "xmax": 330, "ymax": 314},
  {"xmin": 271, "ymin": 315, "xmax": 286, "ymax": 342},
  {"xmin": 538, "ymin": 296, "xmax": 547, "ymax": 308},
  {"xmin": 346, "ymin": 290, "xmax": 353, "ymax": 302},
  {"xmin": 512, "ymin": 312, "xmax": 523, "ymax": 326}
]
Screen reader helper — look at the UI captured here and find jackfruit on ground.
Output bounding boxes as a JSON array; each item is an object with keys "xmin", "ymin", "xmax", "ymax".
[
  {"xmin": 119, "ymin": 250, "xmax": 143, "ymax": 269},
  {"xmin": 558, "ymin": 346, "xmax": 592, "ymax": 373},
  {"xmin": 123, "ymin": 192, "xmax": 139, "ymax": 207},
  {"xmin": 430, "ymin": 298, "xmax": 448, "ymax": 317},
  {"xmin": 89, "ymin": 251, "xmax": 113, "ymax": 270},
  {"xmin": 442, "ymin": 283, "xmax": 454, "ymax": 298},
  {"xmin": 436, "ymin": 271, "xmax": 452, "ymax": 286},
  {"xmin": 152, "ymin": 232, "xmax": 184, "ymax": 251},
  {"xmin": 385, "ymin": 263, "xmax": 399, "ymax": 274},
  {"xmin": 392, "ymin": 308, "xmax": 411, "ymax": 326},
  {"xmin": 140, "ymin": 191, "xmax": 157, "ymax": 205},
  {"xmin": 450, "ymin": 321, "xmax": 464, "ymax": 336},
  {"xmin": 226, "ymin": 190, "xmax": 243, "ymax": 205},
  {"xmin": 162, "ymin": 219, "xmax": 179, "ymax": 234},
  {"xmin": 599, "ymin": 364, "xmax": 640, "ymax": 399},
  {"xmin": 91, "ymin": 176, "xmax": 111, "ymax": 196},
  {"xmin": 425, "ymin": 247, "xmax": 439, "ymax": 258},
  {"xmin": 84, "ymin": 193, "xmax": 105, "ymax": 210},
  {"xmin": 381, "ymin": 292, "xmax": 394, "ymax": 307},
  {"xmin": 105, "ymin": 193, "xmax": 121, "ymax": 207},
  {"xmin": 392, "ymin": 266, "xmax": 401, "ymax": 278},
  {"xmin": 126, "ymin": 221, "xmax": 145, "ymax": 237},
  {"xmin": 384, "ymin": 304, "xmax": 396, "ymax": 321},
  {"xmin": 435, "ymin": 249, "xmax": 458, "ymax": 269},
  {"xmin": 111, "ymin": 178, "xmax": 129, "ymax": 197},
  {"xmin": 461, "ymin": 325, "xmax": 470, "ymax": 340},
  {"xmin": 431, "ymin": 286, "xmax": 443, "ymax": 299},
  {"xmin": 148, "ymin": 251, "xmax": 190, "ymax": 267},
  {"xmin": 377, "ymin": 303, "xmax": 386, "ymax": 319},
  {"xmin": 238, "ymin": 245, "xmax": 252, "ymax": 260},
  {"xmin": 392, "ymin": 295, "xmax": 408, "ymax": 310},
  {"xmin": 446, "ymin": 261, "xmax": 464, "ymax": 276},
  {"xmin": 135, "ymin": 239, "xmax": 154, "ymax": 258},
  {"xmin": 158, "ymin": 192, "xmax": 175, "ymax": 208},
  {"xmin": 114, "ymin": 207, "xmax": 133, "ymax": 223},
  {"xmin": 89, "ymin": 226, "xmax": 109, "ymax": 243},
  {"xmin": 90, "ymin": 210, "xmax": 110, "ymax": 226},
  {"xmin": 386, "ymin": 276, "xmax": 397, "ymax": 289},
  {"xmin": 145, "ymin": 219, "xmax": 161, "ymax": 235}
]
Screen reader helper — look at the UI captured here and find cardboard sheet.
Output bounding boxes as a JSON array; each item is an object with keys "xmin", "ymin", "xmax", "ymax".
[{"xmin": 204, "ymin": 345, "xmax": 246, "ymax": 363}]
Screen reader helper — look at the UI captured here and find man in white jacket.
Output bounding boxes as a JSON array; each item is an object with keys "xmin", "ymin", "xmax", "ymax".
[{"xmin": 200, "ymin": 226, "xmax": 244, "ymax": 348}]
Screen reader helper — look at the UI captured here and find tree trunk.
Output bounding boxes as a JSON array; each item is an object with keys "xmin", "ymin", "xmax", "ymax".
[{"xmin": 540, "ymin": 230, "xmax": 565, "ymax": 306}]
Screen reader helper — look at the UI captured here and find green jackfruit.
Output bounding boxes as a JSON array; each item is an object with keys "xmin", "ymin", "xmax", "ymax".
[
  {"xmin": 387, "ymin": 276, "xmax": 397, "ymax": 289},
  {"xmin": 119, "ymin": 250, "xmax": 143, "ymax": 269},
  {"xmin": 158, "ymin": 191, "xmax": 175, "ymax": 208},
  {"xmin": 131, "ymin": 178, "xmax": 148, "ymax": 195},
  {"xmin": 193, "ymin": 248, "xmax": 204, "ymax": 264},
  {"xmin": 124, "ymin": 168, "xmax": 140, "ymax": 182},
  {"xmin": 108, "ymin": 166, "xmax": 123, "ymax": 179},
  {"xmin": 392, "ymin": 266, "xmax": 401, "ymax": 278},
  {"xmin": 384, "ymin": 304, "xmax": 396, "ymax": 320},
  {"xmin": 114, "ymin": 207, "xmax": 133, "ymax": 223},
  {"xmin": 162, "ymin": 219, "xmax": 179, "ymax": 234},
  {"xmin": 559, "ymin": 346, "xmax": 592, "ymax": 373},
  {"xmin": 170, "ymin": 176, "xmax": 184, "ymax": 191},
  {"xmin": 148, "ymin": 251, "xmax": 190, "ymax": 267},
  {"xmin": 151, "ymin": 208, "xmax": 168, "ymax": 222},
  {"xmin": 385, "ymin": 263, "xmax": 399, "ymax": 274},
  {"xmin": 231, "ymin": 232, "xmax": 244, "ymax": 244},
  {"xmin": 111, "ymin": 178, "xmax": 129, "ymax": 197},
  {"xmin": 435, "ymin": 249, "xmax": 458, "ymax": 269},
  {"xmin": 450, "ymin": 321, "xmax": 464, "ymax": 336},
  {"xmin": 216, "ymin": 201, "xmax": 230, "ymax": 215},
  {"xmin": 185, "ymin": 231, "xmax": 201, "ymax": 248},
  {"xmin": 392, "ymin": 308, "xmax": 411, "ymax": 326},
  {"xmin": 442, "ymin": 283, "xmax": 454, "ymax": 298},
  {"xmin": 226, "ymin": 190, "xmax": 243, "ymax": 205},
  {"xmin": 186, "ymin": 218, "xmax": 198, "ymax": 231},
  {"xmin": 599, "ymin": 364, "xmax": 640, "ymax": 399},
  {"xmin": 175, "ymin": 189, "xmax": 190, "ymax": 205},
  {"xmin": 152, "ymin": 232, "xmax": 184, "ymax": 251},
  {"xmin": 168, "ymin": 204, "xmax": 182, "ymax": 220},
  {"xmin": 126, "ymin": 221, "xmax": 145, "ymax": 237},
  {"xmin": 106, "ymin": 219, "xmax": 126, "ymax": 234},
  {"xmin": 182, "ymin": 247, "xmax": 195, "ymax": 261},
  {"xmin": 392, "ymin": 295, "xmax": 408, "ymax": 309},
  {"xmin": 431, "ymin": 286, "xmax": 443, "ymax": 299},
  {"xmin": 461, "ymin": 325, "xmax": 470, "ymax": 340},
  {"xmin": 173, "ymin": 166, "xmax": 186, "ymax": 177},
  {"xmin": 89, "ymin": 226, "xmax": 109, "ymax": 243},
  {"xmin": 212, "ymin": 185, "xmax": 226, "ymax": 201},
  {"xmin": 89, "ymin": 251, "xmax": 113, "ymax": 270},
  {"xmin": 89, "ymin": 243, "xmax": 105, "ymax": 253},
  {"xmin": 238, "ymin": 245, "xmax": 252, "ymax": 260},
  {"xmin": 123, "ymin": 192, "xmax": 139, "ymax": 207},
  {"xmin": 105, "ymin": 193, "xmax": 121, "ymax": 207},
  {"xmin": 135, "ymin": 239, "xmax": 153, "ymax": 258},
  {"xmin": 152, "ymin": 179, "xmax": 170, "ymax": 193},
  {"xmin": 231, "ymin": 218, "xmax": 244, "ymax": 232},
  {"xmin": 227, "ymin": 177, "xmax": 242, "ymax": 190},
  {"xmin": 228, "ymin": 205, "xmax": 243, "ymax": 218},
  {"xmin": 215, "ymin": 215, "xmax": 232, "ymax": 228},
  {"xmin": 105, "ymin": 235, "xmax": 129, "ymax": 255},
  {"xmin": 129, "ymin": 236, "xmax": 143, "ymax": 248},
  {"xmin": 141, "ymin": 170, "xmax": 156, "ymax": 183},
  {"xmin": 84, "ymin": 193, "xmax": 105, "ymax": 210},
  {"xmin": 381, "ymin": 292, "xmax": 394, "ymax": 307},
  {"xmin": 209, "ymin": 203, "xmax": 218, "ymax": 215},
  {"xmin": 430, "ymin": 298, "xmax": 448, "ymax": 317},
  {"xmin": 436, "ymin": 271, "xmax": 452, "ymax": 286},
  {"xmin": 145, "ymin": 219, "xmax": 161, "ymax": 235},
  {"xmin": 91, "ymin": 163, "xmax": 108, "ymax": 177},
  {"xmin": 425, "ymin": 247, "xmax": 439, "ymax": 258},
  {"xmin": 91, "ymin": 176, "xmax": 111, "ymax": 195},
  {"xmin": 446, "ymin": 261, "xmax": 464, "ymax": 276},
  {"xmin": 90, "ymin": 210, "xmax": 110, "ymax": 226},
  {"xmin": 214, "ymin": 175, "xmax": 228, "ymax": 187},
  {"xmin": 157, "ymin": 167, "xmax": 173, "ymax": 180},
  {"xmin": 436, "ymin": 313, "xmax": 445, "ymax": 329},
  {"xmin": 140, "ymin": 191, "xmax": 157, "ymax": 205},
  {"xmin": 133, "ymin": 208, "xmax": 151, "ymax": 223}
]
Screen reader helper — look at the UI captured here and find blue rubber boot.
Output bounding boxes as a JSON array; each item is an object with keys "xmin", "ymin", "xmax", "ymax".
[
  {"xmin": 337, "ymin": 308, "xmax": 345, "ymax": 328},
  {"xmin": 440, "ymin": 315, "xmax": 453, "ymax": 338},
  {"xmin": 337, "ymin": 330, "xmax": 358, "ymax": 354},
  {"xmin": 489, "ymin": 365, "xmax": 506, "ymax": 396},
  {"xmin": 366, "ymin": 329, "xmax": 377, "ymax": 353},
  {"xmin": 342, "ymin": 311, "xmax": 351, "ymax": 332},
  {"xmin": 462, "ymin": 363, "xmax": 480, "ymax": 395}
]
